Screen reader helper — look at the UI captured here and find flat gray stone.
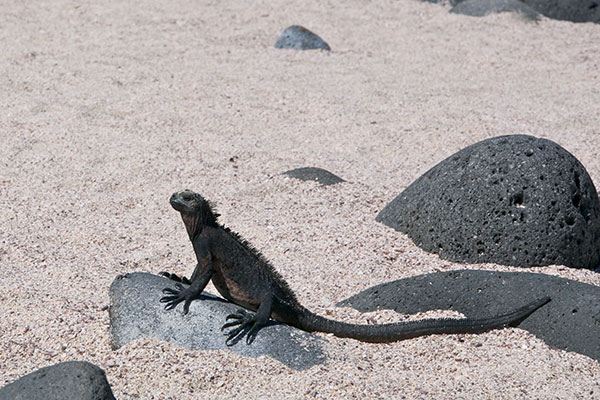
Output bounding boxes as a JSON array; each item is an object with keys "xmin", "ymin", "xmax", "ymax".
[
  {"xmin": 450, "ymin": 0, "xmax": 540, "ymax": 20},
  {"xmin": 109, "ymin": 272, "xmax": 326, "ymax": 370},
  {"xmin": 377, "ymin": 135, "xmax": 600, "ymax": 270},
  {"xmin": 0, "ymin": 361, "xmax": 116, "ymax": 400},
  {"xmin": 283, "ymin": 167, "xmax": 345, "ymax": 186},
  {"xmin": 274, "ymin": 25, "xmax": 331, "ymax": 51},
  {"xmin": 338, "ymin": 270, "xmax": 600, "ymax": 361}
]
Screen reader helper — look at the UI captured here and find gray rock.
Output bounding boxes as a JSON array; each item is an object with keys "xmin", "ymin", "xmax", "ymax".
[
  {"xmin": 0, "ymin": 361, "xmax": 116, "ymax": 400},
  {"xmin": 450, "ymin": 0, "xmax": 541, "ymax": 20},
  {"xmin": 283, "ymin": 167, "xmax": 345, "ymax": 186},
  {"xmin": 109, "ymin": 272, "xmax": 326, "ymax": 370},
  {"xmin": 450, "ymin": 0, "xmax": 600, "ymax": 23},
  {"xmin": 274, "ymin": 25, "xmax": 331, "ymax": 51},
  {"xmin": 376, "ymin": 135, "xmax": 600, "ymax": 269},
  {"xmin": 520, "ymin": 0, "xmax": 600, "ymax": 23},
  {"xmin": 338, "ymin": 270, "xmax": 600, "ymax": 361}
]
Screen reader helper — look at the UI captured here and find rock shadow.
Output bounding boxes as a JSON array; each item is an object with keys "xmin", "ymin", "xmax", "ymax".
[{"xmin": 338, "ymin": 269, "xmax": 600, "ymax": 361}]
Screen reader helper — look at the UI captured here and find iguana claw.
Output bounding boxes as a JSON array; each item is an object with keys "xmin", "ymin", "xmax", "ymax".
[
  {"xmin": 221, "ymin": 309, "xmax": 263, "ymax": 345},
  {"xmin": 159, "ymin": 271, "xmax": 192, "ymax": 285},
  {"xmin": 160, "ymin": 283, "xmax": 195, "ymax": 314}
]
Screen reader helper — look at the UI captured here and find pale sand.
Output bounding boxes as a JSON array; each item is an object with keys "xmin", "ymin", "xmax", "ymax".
[{"xmin": 1, "ymin": 0, "xmax": 599, "ymax": 398}]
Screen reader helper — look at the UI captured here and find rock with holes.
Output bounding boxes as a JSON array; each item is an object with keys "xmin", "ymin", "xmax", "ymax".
[{"xmin": 376, "ymin": 135, "xmax": 600, "ymax": 269}]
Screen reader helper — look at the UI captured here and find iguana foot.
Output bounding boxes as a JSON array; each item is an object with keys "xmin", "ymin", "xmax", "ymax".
[
  {"xmin": 159, "ymin": 271, "xmax": 192, "ymax": 285},
  {"xmin": 221, "ymin": 309, "xmax": 265, "ymax": 345},
  {"xmin": 160, "ymin": 283, "xmax": 197, "ymax": 314}
]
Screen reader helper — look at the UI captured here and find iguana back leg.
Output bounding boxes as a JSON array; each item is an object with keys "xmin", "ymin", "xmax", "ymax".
[{"xmin": 221, "ymin": 295, "xmax": 273, "ymax": 345}]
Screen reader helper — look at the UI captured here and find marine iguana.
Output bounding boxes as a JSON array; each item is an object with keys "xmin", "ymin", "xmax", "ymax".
[{"xmin": 160, "ymin": 190, "xmax": 551, "ymax": 345}]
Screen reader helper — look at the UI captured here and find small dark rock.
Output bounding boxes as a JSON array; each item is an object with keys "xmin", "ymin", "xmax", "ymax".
[
  {"xmin": 283, "ymin": 167, "xmax": 345, "ymax": 186},
  {"xmin": 450, "ymin": 0, "xmax": 540, "ymax": 20},
  {"xmin": 377, "ymin": 135, "xmax": 600, "ymax": 269},
  {"xmin": 109, "ymin": 272, "xmax": 326, "ymax": 370},
  {"xmin": 0, "ymin": 361, "xmax": 116, "ymax": 400},
  {"xmin": 338, "ymin": 269, "xmax": 600, "ymax": 361},
  {"xmin": 274, "ymin": 25, "xmax": 331, "ymax": 51}
]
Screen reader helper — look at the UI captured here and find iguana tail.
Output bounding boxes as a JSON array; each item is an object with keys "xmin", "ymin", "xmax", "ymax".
[{"xmin": 296, "ymin": 297, "xmax": 550, "ymax": 343}]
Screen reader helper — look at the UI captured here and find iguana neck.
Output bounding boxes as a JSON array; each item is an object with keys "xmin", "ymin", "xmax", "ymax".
[{"xmin": 180, "ymin": 212, "xmax": 201, "ymax": 240}]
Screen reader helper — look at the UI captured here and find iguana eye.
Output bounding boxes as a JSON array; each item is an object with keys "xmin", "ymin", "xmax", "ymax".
[{"xmin": 181, "ymin": 192, "xmax": 193, "ymax": 201}]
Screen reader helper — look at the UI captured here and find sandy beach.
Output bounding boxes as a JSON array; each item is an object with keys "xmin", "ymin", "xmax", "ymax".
[{"xmin": 1, "ymin": 0, "xmax": 599, "ymax": 398}]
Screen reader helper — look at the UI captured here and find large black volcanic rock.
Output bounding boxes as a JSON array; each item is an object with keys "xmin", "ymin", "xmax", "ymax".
[
  {"xmin": 377, "ymin": 135, "xmax": 600, "ymax": 269},
  {"xmin": 0, "ymin": 361, "xmax": 116, "ymax": 400}
]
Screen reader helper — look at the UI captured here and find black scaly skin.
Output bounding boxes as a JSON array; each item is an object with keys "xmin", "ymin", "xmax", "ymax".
[
  {"xmin": 159, "ymin": 271, "xmax": 191, "ymax": 285},
  {"xmin": 161, "ymin": 190, "xmax": 551, "ymax": 345}
]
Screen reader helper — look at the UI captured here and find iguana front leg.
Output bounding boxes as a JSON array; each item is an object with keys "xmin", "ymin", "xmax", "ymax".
[
  {"xmin": 159, "ymin": 245, "xmax": 208, "ymax": 286},
  {"xmin": 161, "ymin": 245, "xmax": 213, "ymax": 314},
  {"xmin": 221, "ymin": 295, "xmax": 273, "ymax": 345},
  {"xmin": 161, "ymin": 264, "xmax": 212, "ymax": 314}
]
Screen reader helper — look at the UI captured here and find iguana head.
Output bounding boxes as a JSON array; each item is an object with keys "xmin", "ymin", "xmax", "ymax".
[{"xmin": 170, "ymin": 190, "xmax": 219, "ymax": 238}]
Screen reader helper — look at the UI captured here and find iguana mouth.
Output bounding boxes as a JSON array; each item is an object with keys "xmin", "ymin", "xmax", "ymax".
[{"xmin": 170, "ymin": 192, "xmax": 188, "ymax": 212}]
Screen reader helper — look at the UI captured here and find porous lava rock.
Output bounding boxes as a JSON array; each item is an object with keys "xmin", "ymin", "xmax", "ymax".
[
  {"xmin": 376, "ymin": 135, "xmax": 600, "ymax": 269},
  {"xmin": 274, "ymin": 25, "xmax": 331, "ymax": 51},
  {"xmin": 283, "ymin": 167, "xmax": 345, "ymax": 186},
  {"xmin": 0, "ymin": 361, "xmax": 116, "ymax": 400},
  {"xmin": 450, "ymin": 0, "xmax": 540, "ymax": 20}
]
